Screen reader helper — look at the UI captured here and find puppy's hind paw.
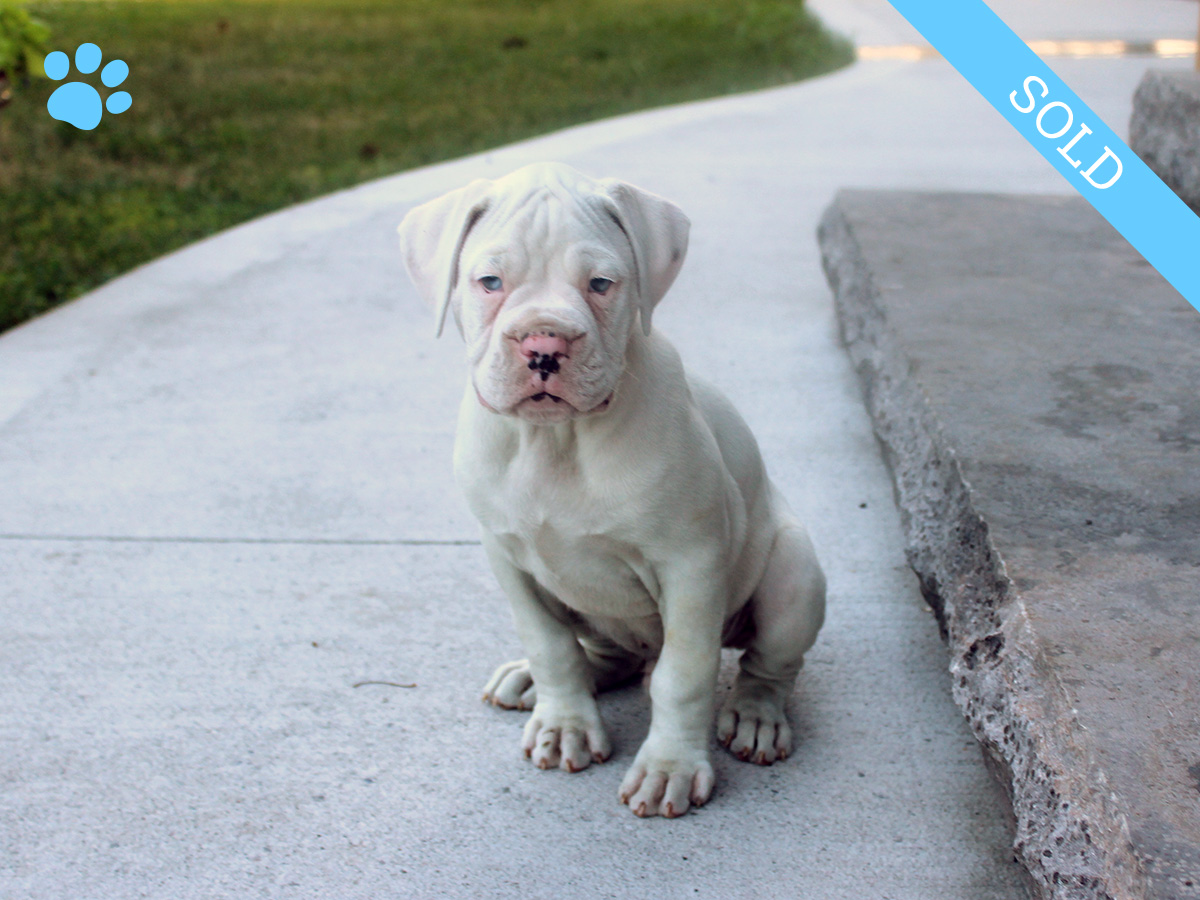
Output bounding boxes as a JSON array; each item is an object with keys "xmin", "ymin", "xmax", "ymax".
[
  {"xmin": 717, "ymin": 695, "xmax": 792, "ymax": 765},
  {"xmin": 482, "ymin": 658, "xmax": 537, "ymax": 710}
]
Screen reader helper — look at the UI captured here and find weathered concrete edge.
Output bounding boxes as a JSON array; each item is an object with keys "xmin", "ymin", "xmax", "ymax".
[
  {"xmin": 816, "ymin": 192, "xmax": 1146, "ymax": 900},
  {"xmin": 1130, "ymin": 69, "xmax": 1200, "ymax": 215}
]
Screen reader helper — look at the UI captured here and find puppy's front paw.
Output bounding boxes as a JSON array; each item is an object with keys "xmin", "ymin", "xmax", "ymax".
[
  {"xmin": 521, "ymin": 697, "xmax": 611, "ymax": 773},
  {"xmin": 482, "ymin": 658, "xmax": 537, "ymax": 710},
  {"xmin": 618, "ymin": 741, "xmax": 714, "ymax": 818},
  {"xmin": 717, "ymin": 688, "xmax": 792, "ymax": 765}
]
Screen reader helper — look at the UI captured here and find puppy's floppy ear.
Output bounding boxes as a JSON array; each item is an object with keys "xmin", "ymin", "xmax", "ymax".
[
  {"xmin": 397, "ymin": 178, "xmax": 493, "ymax": 338},
  {"xmin": 596, "ymin": 179, "xmax": 690, "ymax": 336}
]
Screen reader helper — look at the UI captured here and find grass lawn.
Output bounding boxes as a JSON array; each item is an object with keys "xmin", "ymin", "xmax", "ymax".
[{"xmin": 0, "ymin": 0, "xmax": 852, "ymax": 333}]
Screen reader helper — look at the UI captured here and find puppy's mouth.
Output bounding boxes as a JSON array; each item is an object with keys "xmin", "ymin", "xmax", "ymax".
[
  {"xmin": 518, "ymin": 391, "xmax": 613, "ymax": 414},
  {"xmin": 506, "ymin": 388, "xmax": 614, "ymax": 415},
  {"xmin": 474, "ymin": 380, "xmax": 613, "ymax": 419}
]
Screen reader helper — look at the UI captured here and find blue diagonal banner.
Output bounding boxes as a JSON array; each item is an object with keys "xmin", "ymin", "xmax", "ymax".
[{"xmin": 885, "ymin": 0, "xmax": 1200, "ymax": 314}]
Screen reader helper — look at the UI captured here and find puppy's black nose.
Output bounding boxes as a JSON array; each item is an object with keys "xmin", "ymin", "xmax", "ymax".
[{"xmin": 528, "ymin": 352, "xmax": 561, "ymax": 382}]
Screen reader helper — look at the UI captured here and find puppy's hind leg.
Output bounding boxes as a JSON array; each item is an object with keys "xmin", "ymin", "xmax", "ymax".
[
  {"xmin": 580, "ymin": 635, "xmax": 647, "ymax": 692},
  {"xmin": 718, "ymin": 524, "xmax": 825, "ymax": 765},
  {"xmin": 482, "ymin": 636, "xmax": 644, "ymax": 710},
  {"xmin": 482, "ymin": 658, "xmax": 537, "ymax": 710}
]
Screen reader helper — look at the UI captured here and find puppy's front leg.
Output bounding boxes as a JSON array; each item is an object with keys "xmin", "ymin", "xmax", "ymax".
[
  {"xmin": 619, "ymin": 575, "xmax": 724, "ymax": 818},
  {"xmin": 482, "ymin": 536, "xmax": 611, "ymax": 773}
]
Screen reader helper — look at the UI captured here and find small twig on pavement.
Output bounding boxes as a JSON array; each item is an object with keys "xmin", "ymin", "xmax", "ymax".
[{"xmin": 352, "ymin": 680, "xmax": 417, "ymax": 689}]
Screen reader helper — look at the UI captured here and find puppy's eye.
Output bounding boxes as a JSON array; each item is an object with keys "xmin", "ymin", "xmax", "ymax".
[
  {"xmin": 589, "ymin": 277, "xmax": 613, "ymax": 295},
  {"xmin": 479, "ymin": 275, "xmax": 503, "ymax": 292}
]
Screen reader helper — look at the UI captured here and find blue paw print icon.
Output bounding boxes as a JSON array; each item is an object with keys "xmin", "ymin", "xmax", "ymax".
[{"xmin": 44, "ymin": 43, "xmax": 132, "ymax": 131}]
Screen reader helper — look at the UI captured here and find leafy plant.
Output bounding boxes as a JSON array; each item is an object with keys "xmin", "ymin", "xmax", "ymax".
[{"xmin": 0, "ymin": 0, "xmax": 50, "ymax": 107}]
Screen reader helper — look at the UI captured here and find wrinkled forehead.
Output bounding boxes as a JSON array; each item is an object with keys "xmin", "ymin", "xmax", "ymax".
[{"xmin": 463, "ymin": 186, "xmax": 633, "ymax": 274}]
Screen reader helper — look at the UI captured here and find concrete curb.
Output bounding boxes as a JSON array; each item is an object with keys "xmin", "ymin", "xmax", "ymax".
[
  {"xmin": 1130, "ymin": 69, "xmax": 1200, "ymax": 215},
  {"xmin": 818, "ymin": 191, "xmax": 1174, "ymax": 900}
]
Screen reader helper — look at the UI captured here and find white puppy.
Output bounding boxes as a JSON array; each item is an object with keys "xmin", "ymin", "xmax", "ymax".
[{"xmin": 398, "ymin": 162, "xmax": 825, "ymax": 818}]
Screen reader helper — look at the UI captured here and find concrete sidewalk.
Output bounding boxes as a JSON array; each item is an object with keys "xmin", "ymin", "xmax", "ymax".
[{"xmin": 1, "ymin": 1, "xmax": 1195, "ymax": 896}]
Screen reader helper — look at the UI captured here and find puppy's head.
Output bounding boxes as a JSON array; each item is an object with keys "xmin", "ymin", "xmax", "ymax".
[{"xmin": 398, "ymin": 162, "xmax": 689, "ymax": 425}]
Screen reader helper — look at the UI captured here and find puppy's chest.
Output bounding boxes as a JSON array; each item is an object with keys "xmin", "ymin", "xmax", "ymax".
[
  {"xmin": 465, "ymin": 458, "xmax": 661, "ymax": 619},
  {"xmin": 502, "ymin": 523, "xmax": 660, "ymax": 619}
]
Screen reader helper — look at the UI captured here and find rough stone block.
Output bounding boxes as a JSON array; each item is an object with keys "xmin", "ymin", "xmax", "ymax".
[
  {"xmin": 820, "ymin": 190, "xmax": 1200, "ymax": 900},
  {"xmin": 1130, "ymin": 69, "xmax": 1200, "ymax": 215}
]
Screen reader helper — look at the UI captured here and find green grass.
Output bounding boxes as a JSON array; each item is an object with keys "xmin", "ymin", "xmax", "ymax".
[{"xmin": 0, "ymin": 0, "xmax": 852, "ymax": 333}]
